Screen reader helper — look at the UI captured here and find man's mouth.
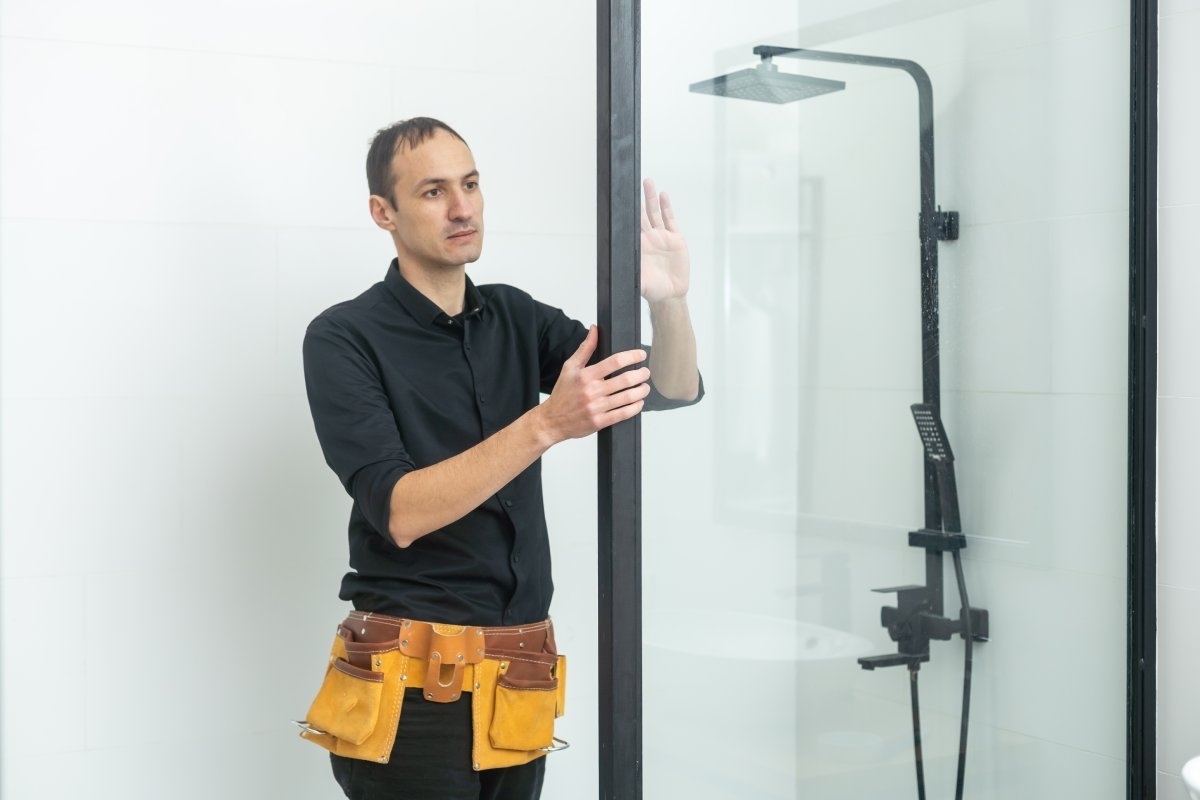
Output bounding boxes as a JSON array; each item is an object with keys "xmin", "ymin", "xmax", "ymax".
[{"xmin": 448, "ymin": 229, "xmax": 476, "ymax": 240}]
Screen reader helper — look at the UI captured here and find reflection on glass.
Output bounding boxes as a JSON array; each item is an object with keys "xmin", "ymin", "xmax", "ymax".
[{"xmin": 643, "ymin": 2, "xmax": 1130, "ymax": 798}]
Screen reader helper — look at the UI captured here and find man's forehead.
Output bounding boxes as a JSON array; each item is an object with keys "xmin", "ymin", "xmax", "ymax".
[{"xmin": 392, "ymin": 132, "xmax": 475, "ymax": 182}]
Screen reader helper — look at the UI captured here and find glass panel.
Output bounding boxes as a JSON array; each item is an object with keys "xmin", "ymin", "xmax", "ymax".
[{"xmin": 641, "ymin": 2, "xmax": 1130, "ymax": 798}]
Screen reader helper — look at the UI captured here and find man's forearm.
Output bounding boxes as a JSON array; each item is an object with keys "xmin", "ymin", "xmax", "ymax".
[
  {"xmin": 387, "ymin": 409, "xmax": 555, "ymax": 548},
  {"xmin": 647, "ymin": 298, "xmax": 700, "ymax": 401},
  {"xmin": 386, "ymin": 328, "xmax": 652, "ymax": 548}
]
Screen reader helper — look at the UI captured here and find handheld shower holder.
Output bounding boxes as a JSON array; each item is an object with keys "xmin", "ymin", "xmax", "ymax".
[{"xmin": 909, "ymin": 528, "xmax": 966, "ymax": 551}]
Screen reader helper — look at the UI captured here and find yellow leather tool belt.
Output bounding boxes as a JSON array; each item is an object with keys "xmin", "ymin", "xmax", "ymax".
[{"xmin": 295, "ymin": 612, "xmax": 567, "ymax": 770}]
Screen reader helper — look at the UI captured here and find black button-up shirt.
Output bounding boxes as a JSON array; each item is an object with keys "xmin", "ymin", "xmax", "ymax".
[{"xmin": 303, "ymin": 260, "xmax": 701, "ymax": 627}]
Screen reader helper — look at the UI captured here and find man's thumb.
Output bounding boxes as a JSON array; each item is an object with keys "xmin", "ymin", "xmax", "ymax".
[{"xmin": 568, "ymin": 325, "xmax": 599, "ymax": 367}]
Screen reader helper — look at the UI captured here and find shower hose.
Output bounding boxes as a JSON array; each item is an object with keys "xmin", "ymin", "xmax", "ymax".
[{"xmin": 910, "ymin": 550, "xmax": 975, "ymax": 800}]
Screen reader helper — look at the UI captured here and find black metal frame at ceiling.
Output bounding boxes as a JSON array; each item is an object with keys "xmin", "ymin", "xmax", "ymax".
[{"xmin": 595, "ymin": 1, "xmax": 1157, "ymax": 798}]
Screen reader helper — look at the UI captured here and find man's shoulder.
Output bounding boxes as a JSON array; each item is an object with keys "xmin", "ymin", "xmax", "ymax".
[
  {"xmin": 476, "ymin": 282, "xmax": 534, "ymax": 306},
  {"xmin": 476, "ymin": 283, "xmax": 569, "ymax": 320},
  {"xmin": 308, "ymin": 282, "xmax": 389, "ymax": 333}
]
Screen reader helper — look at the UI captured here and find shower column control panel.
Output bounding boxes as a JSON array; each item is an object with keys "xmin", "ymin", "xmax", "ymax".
[{"xmin": 859, "ymin": 405, "xmax": 989, "ymax": 672}]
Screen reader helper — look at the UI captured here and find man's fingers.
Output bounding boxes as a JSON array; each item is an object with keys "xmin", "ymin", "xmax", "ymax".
[
  {"xmin": 660, "ymin": 191, "xmax": 678, "ymax": 232},
  {"xmin": 567, "ymin": 325, "xmax": 599, "ymax": 368},
  {"xmin": 643, "ymin": 178, "xmax": 663, "ymax": 228},
  {"xmin": 590, "ymin": 381, "xmax": 651, "ymax": 417},
  {"xmin": 610, "ymin": 382, "xmax": 652, "ymax": 406},
  {"xmin": 603, "ymin": 366, "xmax": 651, "ymax": 392},
  {"xmin": 588, "ymin": 347, "xmax": 647, "ymax": 378},
  {"xmin": 596, "ymin": 398, "xmax": 646, "ymax": 430}
]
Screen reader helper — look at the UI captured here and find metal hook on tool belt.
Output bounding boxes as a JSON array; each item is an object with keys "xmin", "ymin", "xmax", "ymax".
[{"xmin": 292, "ymin": 720, "xmax": 328, "ymax": 736}]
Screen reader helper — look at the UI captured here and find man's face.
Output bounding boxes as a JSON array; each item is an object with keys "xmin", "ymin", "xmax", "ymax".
[{"xmin": 380, "ymin": 129, "xmax": 484, "ymax": 272}]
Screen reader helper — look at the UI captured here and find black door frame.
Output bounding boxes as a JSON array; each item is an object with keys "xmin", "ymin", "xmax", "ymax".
[
  {"xmin": 596, "ymin": 2, "xmax": 642, "ymax": 798},
  {"xmin": 1127, "ymin": 0, "xmax": 1157, "ymax": 797},
  {"xmin": 596, "ymin": 2, "xmax": 1158, "ymax": 798}
]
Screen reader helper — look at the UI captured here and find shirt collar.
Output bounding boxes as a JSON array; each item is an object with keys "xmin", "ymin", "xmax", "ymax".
[{"xmin": 384, "ymin": 259, "xmax": 486, "ymax": 328}]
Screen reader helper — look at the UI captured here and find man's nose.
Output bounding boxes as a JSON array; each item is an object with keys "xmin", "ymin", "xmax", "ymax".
[{"xmin": 447, "ymin": 189, "xmax": 476, "ymax": 221}]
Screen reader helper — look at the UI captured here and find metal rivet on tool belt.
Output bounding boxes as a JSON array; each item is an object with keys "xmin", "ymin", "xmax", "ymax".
[
  {"xmin": 457, "ymin": 654, "xmax": 464, "ymax": 662},
  {"xmin": 427, "ymin": 693, "xmax": 434, "ymax": 699},
  {"xmin": 501, "ymin": 662, "xmax": 507, "ymax": 669},
  {"xmin": 476, "ymin": 629, "xmax": 483, "ymax": 635},
  {"xmin": 401, "ymin": 640, "xmax": 408, "ymax": 647},
  {"xmin": 474, "ymin": 763, "xmax": 480, "ymax": 770},
  {"xmin": 451, "ymin": 693, "xmax": 458, "ymax": 700},
  {"xmin": 477, "ymin": 648, "xmax": 483, "ymax": 655},
  {"xmin": 519, "ymin": 642, "xmax": 525, "ymax": 648},
  {"xmin": 360, "ymin": 628, "xmax": 366, "ymax": 635},
  {"xmin": 404, "ymin": 621, "xmax": 411, "ymax": 628},
  {"xmin": 475, "ymin": 683, "xmax": 481, "ymax": 690},
  {"xmin": 401, "ymin": 674, "xmax": 407, "ymax": 682},
  {"xmin": 375, "ymin": 658, "xmax": 382, "ymax": 667}
]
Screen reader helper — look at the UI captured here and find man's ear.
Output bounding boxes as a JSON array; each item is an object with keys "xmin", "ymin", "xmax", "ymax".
[{"xmin": 369, "ymin": 195, "xmax": 397, "ymax": 231}]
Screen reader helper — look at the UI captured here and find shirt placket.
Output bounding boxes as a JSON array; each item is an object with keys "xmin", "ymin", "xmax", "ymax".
[{"xmin": 463, "ymin": 315, "xmax": 525, "ymax": 624}]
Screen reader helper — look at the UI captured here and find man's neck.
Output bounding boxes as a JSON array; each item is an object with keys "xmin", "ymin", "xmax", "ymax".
[{"xmin": 399, "ymin": 261, "xmax": 467, "ymax": 316}]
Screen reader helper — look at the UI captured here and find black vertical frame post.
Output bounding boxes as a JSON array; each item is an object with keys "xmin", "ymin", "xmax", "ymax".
[
  {"xmin": 597, "ymin": 1, "xmax": 642, "ymax": 798},
  {"xmin": 1128, "ymin": 0, "xmax": 1156, "ymax": 797}
]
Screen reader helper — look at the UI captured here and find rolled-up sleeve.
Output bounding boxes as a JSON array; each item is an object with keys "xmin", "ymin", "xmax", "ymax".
[
  {"xmin": 640, "ymin": 355, "xmax": 705, "ymax": 411},
  {"xmin": 303, "ymin": 316, "xmax": 415, "ymax": 538}
]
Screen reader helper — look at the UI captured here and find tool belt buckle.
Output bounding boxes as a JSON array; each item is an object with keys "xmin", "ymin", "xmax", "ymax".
[{"xmin": 418, "ymin": 623, "xmax": 485, "ymax": 703}]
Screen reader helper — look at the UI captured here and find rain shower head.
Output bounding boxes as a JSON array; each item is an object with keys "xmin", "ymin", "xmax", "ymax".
[{"xmin": 688, "ymin": 60, "xmax": 845, "ymax": 104}]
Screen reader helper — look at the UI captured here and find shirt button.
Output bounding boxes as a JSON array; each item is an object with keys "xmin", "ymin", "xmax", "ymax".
[
  {"xmin": 503, "ymin": 499, "xmax": 513, "ymax": 508},
  {"xmin": 479, "ymin": 395, "xmax": 487, "ymax": 404},
  {"xmin": 512, "ymin": 554, "xmax": 521, "ymax": 564}
]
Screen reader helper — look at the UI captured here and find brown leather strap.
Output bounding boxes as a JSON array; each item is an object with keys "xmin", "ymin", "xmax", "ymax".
[{"xmin": 335, "ymin": 612, "xmax": 556, "ymax": 703}]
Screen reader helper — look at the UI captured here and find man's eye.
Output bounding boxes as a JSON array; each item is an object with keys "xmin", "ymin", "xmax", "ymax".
[
  {"xmin": 465, "ymin": 181, "xmax": 479, "ymax": 190},
  {"xmin": 425, "ymin": 188, "xmax": 443, "ymax": 198}
]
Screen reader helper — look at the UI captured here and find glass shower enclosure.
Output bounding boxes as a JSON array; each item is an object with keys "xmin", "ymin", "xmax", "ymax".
[{"xmin": 607, "ymin": 1, "xmax": 1139, "ymax": 797}]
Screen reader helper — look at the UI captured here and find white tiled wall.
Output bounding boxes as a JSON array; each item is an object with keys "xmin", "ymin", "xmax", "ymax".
[
  {"xmin": 1157, "ymin": 5, "xmax": 1200, "ymax": 798},
  {"xmin": 0, "ymin": 3, "xmax": 600, "ymax": 799}
]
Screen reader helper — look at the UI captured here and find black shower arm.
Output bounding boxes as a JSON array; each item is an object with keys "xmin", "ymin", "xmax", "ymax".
[{"xmin": 752, "ymin": 45, "xmax": 936, "ymax": 230}]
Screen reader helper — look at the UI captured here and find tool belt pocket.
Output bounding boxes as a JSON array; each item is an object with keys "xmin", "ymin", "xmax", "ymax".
[
  {"xmin": 306, "ymin": 658, "xmax": 384, "ymax": 745},
  {"xmin": 489, "ymin": 651, "xmax": 560, "ymax": 751},
  {"xmin": 472, "ymin": 647, "xmax": 567, "ymax": 771},
  {"xmin": 296, "ymin": 629, "xmax": 407, "ymax": 764}
]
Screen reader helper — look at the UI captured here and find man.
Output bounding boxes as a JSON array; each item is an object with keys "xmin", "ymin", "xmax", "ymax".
[{"xmin": 301, "ymin": 117, "xmax": 700, "ymax": 800}]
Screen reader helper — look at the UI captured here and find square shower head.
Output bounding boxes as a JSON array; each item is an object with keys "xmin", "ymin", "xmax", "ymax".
[{"xmin": 689, "ymin": 64, "xmax": 846, "ymax": 104}]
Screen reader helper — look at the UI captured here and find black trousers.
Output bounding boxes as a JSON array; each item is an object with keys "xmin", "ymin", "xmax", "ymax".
[{"xmin": 330, "ymin": 688, "xmax": 546, "ymax": 800}]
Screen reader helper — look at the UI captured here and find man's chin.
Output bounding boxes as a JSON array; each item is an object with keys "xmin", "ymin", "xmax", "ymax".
[{"xmin": 455, "ymin": 244, "xmax": 483, "ymax": 265}]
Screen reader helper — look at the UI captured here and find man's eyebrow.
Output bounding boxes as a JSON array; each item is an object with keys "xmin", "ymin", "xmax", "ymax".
[{"xmin": 415, "ymin": 171, "xmax": 480, "ymax": 190}]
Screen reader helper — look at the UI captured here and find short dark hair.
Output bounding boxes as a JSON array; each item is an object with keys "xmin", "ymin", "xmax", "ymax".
[{"xmin": 366, "ymin": 117, "xmax": 468, "ymax": 206}]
